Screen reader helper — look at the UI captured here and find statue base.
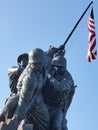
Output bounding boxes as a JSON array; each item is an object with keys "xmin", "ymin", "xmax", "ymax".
[{"xmin": 0, "ymin": 119, "xmax": 33, "ymax": 130}]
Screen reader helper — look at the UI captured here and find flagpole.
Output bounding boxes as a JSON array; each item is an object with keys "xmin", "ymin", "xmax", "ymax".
[{"xmin": 62, "ymin": 1, "xmax": 93, "ymax": 47}]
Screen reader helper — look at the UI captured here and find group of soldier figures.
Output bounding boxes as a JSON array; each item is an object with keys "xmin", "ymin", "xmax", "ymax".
[{"xmin": 0, "ymin": 45, "xmax": 75, "ymax": 130}]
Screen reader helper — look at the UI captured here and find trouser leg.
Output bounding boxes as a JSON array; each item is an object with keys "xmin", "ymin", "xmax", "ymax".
[
  {"xmin": 62, "ymin": 118, "xmax": 68, "ymax": 130},
  {"xmin": 0, "ymin": 95, "xmax": 19, "ymax": 121},
  {"xmin": 26, "ymin": 97, "xmax": 50, "ymax": 130},
  {"xmin": 48, "ymin": 107, "xmax": 63, "ymax": 130}
]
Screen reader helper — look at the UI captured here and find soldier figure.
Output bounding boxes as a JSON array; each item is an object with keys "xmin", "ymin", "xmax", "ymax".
[
  {"xmin": 0, "ymin": 48, "xmax": 50, "ymax": 130},
  {"xmin": 0, "ymin": 53, "xmax": 28, "ymax": 121},
  {"xmin": 42, "ymin": 56, "xmax": 75, "ymax": 130},
  {"xmin": 8, "ymin": 53, "xmax": 28, "ymax": 95}
]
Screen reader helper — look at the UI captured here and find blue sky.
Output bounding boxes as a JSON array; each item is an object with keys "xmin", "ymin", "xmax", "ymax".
[{"xmin": 0, "ymin": 0, "xmax": 98, "ymax": 130}]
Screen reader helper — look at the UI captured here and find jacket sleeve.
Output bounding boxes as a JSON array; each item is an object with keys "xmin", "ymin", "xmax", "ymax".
[
  {"xmin": 8, "ymin": 66, "xmax": 21, "ymax": 93},
  {"xmin": 8, "ymin": 66, "xmax": 21, "ymax": 79}
]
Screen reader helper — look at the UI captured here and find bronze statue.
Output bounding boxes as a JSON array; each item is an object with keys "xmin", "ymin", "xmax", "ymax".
[
  {"xmin": 0, "ymin": 45, "xmax": 75, "ymax": 130},
  {"xmin": 0, "ymin": 48, "xmax": 50, "ymax": 130},
  {"xmin": 0, "ymin": 53, "xmax": 28, "ymax": 122},
  {"xmin": 42, "ymin": 55, "xmax": 75, "ymax": 130},
  {"xmin": 8, "ymin": 53, "xmax": 28, "ymax": 95}
]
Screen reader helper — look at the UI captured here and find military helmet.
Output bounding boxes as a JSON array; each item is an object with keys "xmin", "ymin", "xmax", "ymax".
[
  {"xmin": 29, "ymin": 48, "xmax": 46, "ymax": 63},
  {"xmin": 17, "ymin": 53, "xmax": 28, "ymax": 64},
  {"xmin": 51, "ymin": 56, "xmax": 66, "ymax": 68}
]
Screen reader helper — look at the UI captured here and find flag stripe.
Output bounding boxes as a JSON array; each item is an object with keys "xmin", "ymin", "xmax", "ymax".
[
  {"xmin": 90, "ymin": 39, "xmax": 96, "ymax": 51},
  {"xmin": 86, "ymin": 8, "xmax": 97, "ymax": 62},
  {"xmin": 88, "ymin": 32, "xmax": 95, "ymax": 43}
]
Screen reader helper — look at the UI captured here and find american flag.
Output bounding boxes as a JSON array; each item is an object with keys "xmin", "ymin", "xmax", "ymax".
[{"xmin": 87, "ymin": 8, "xmax": 97, "ymax": 62}]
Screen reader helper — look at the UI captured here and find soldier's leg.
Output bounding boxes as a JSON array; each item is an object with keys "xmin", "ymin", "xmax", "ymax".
[
  {"xmin": 62, "ymin": 118, "xmax": 68, "ymax": 130},
  {"xmin": 48, "ymin": 107, "xmax": 63, "ymax": 130},
  {"xmin": 0, "ymin": 95, "xmax": 19, "ymax": 121},
  {"xmin": 62, "ymin": 109, "xmax": 68, "ymax": 130},
  {"xmin": 26, "ymin": 96, "xmax": 50, "ymax": 130}
]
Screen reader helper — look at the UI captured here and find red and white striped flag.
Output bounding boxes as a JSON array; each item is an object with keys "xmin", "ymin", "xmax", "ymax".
[{"xmin": 87, "ymin": 8, "xmax": 97, "ymax": 62}]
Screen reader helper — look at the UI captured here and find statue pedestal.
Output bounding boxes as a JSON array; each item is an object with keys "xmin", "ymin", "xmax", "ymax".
[
  {"xmin": 0, "ymin": 119, "xmax": 33, "ymax": 130},
  {"xmin": 18, "ymin": 120, "xmax": 33, "ymax": 130}
]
